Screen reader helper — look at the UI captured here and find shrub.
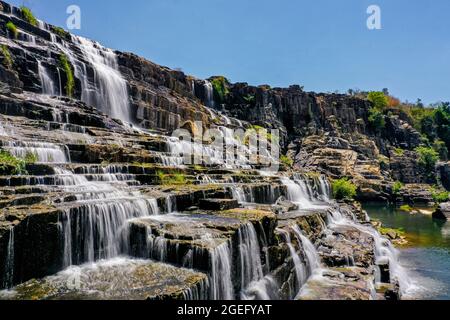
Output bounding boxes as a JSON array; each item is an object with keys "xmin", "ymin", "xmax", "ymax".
[
  {"xmin": 368, "ymin": 108, "xmax": 385, "ymax": 130},
  {"xmin": 1, "ymin": 45, "xmax": 13, "ymax": 68},
  {"xmin": 0, "ymin": 150, "xmax": 27, "ymax": 174},
  {"xmin": 210, "ymin": 76, "xmax": 229, "ymax": 103},
  {"xmin": 59, "ymin": 54, "xmax": 74, "ymax": 97},
  {"xmin": 368, "ymin": 91, "xmax": 388, "ymax": 110},
  {"xmin": 280, "ymin": 155, "xmax": 293, "ymax": 168},
  {"xmin": 430, "ymin": 187, "xmax": 449, "ymax": 203},
  {"xmin": 415, "ymin": 146, "xmax": 439, "ymax": 172},
  {"xmin": 6, "ymin": 21, "xmax": 18, "ymax": 39},
  {"xmin": 20, "ymin": 6, "xmax": 37, "ymax": 26},
  {"xmin": 392, "ymin": 181, "xmax": 403, "ymax": 196},
  {"xmin": 332, "ymin": 178, "xmax": 357, "ymax": 200}
]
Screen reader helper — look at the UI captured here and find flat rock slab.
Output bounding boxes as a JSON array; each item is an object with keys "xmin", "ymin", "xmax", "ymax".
[
  {"xmin": 0, "ymin": 258, "xmax": 208, "ymax": 300},
  {"xmin": 298, "ymin": 267, "xmax": 374, "ymax": 300},
  {"xmin": 199, "ymin": 198, "xmax": 239, "ymax": 211}
]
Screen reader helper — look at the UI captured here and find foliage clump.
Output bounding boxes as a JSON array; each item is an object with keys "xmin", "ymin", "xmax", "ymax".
[
  {"xmin": 20, "ymin": 6, "xmax": 37, "ymax": 26},
  {"xmin": 210, "ymin": 76, "xmax": 229, "ymax": 103},
  {"xmin": 430, "ymin": 187, "xmax": 449, "ymax": 203},
  {"xmin": 1, "ymin": 45, "xmax": 13, "ymax": 68},
  {"xmin": 415, "ymin": 146, "xmax": 439, "ymax": 172},
  {"xmin": 332, "ymin": 178, "xmax": 357, "ymax": 200},
  {"xmin": 6, "ymin": 21, "xmax": 18, "ymax": 39},
  {"xmin": 59, "ymin": 54, "xmax": 75, "ymax": 97},
  {"xmin": 0, "ymin": 150, "xmax": 27, "ymax": 174},
  {"xmin": 280, "ymin": 155, "xmax": 293, "ymax": 168},
  {"xmin": 392, "ymin": 181, "xmax": 403, "ymax": 196}
]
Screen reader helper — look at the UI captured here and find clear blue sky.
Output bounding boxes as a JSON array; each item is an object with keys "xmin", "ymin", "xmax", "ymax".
[{"xmin": 9, "ymin": 0, "xmax": 450, "ymax": 104}]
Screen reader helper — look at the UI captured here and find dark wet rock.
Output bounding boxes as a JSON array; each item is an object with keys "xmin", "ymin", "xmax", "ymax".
[
  {"xmin": 199, "ymin": 198, "xmax": 239, "ymax": 211},
  {"xmin": 274, "ymin": 196, "xmax": 298, "ymax": 213},
  {"xmin": 317, "ymin": 225, "xmax": 375, "ymax": 268},
  {"xmin": 433, "ymin": 202, "xmax": 450, "ymax": 221}
]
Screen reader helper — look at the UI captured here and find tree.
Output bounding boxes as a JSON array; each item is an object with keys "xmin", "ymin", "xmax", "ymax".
[{"xmin": 368, "ymin": 91, "xmax": 388, "ymax": 110}]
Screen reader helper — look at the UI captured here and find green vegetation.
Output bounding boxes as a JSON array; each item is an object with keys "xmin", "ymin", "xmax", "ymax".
[
  {"xmin": 430, "ymin": 187, "xmax": 450, "ymax": 203},
  {"xmin": 6, "ymin": 21, "xmax": 18, "ymax": 39},
  {"xmin": 210, "ymin": 76, "xmax": 229, "ymax": 103},
  {"xmin": 399, "ymin": 204, "xmax": 412, "ymax": 212},
  {"xmin": 368, "ymin": 91, "xmax": 388, "ymax": 110},
  {"xmin": 280, "ymin": 155, "xmax": 293, "ymax": 168},
  {"xmin": 156, "ymin": 170, "xmax": 187, "ymax": 185},
  {"xmin": 24, "ymin": 151, "xmax": 38, "ymax": 164},
  {"xmin": 20, "ymin": 6, "xmax": 38, "ymax": 26},
  {"xmin": 332, "ymin": 178, "xmax": 357, "ymax": 200},
  {"xmin": 1, "ymin": 45, "xmax": 13, "ymax": 69},
  {"xmin": 0, "ymin": 150, "xmax": 27, "ymax": 175},
  {"xmin": 243, "ymin": 94, "xmax": 255, "ymax": 104},
  {"xmin": 368, "ymin": 108, "xmax": 385, "ymax": 130},
  {"xmin": 52, "ymin": 26, "xmax": 70, "ymax": 40},
  {"xmin": 415, "ymin": 146, "xmax": 439, "ymax": 172},
  {"xmin": 433, "ymin": 139, "xmax": 448, "ymax": 161},
  {"xmin": 392, "ymin": 181, "xmax": 403, "ymax": 196},
  {"xmin": 393, "ymin": 148, "xmax": 405, "ymax": 156},
  {"xmin": 59, "ymin": 54, "xmax": 74, "ymax": 97}
]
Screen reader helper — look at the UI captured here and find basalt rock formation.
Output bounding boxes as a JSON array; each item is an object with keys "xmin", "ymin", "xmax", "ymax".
[{"xmin": 0, "ymin": 1, "xmax": 417, "ymax": 300}]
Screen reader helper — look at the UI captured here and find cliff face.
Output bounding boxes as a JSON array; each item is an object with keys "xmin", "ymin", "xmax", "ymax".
[
  {"xmin": 0, "ymin": 1, "xmax": 417, "ymax": 300},
  {"xmin": 0, "ymin": 0, "xmax": 437, "ymax": 203}
]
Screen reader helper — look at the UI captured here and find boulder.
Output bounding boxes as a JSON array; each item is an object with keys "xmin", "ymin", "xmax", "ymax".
[{"xmin": 433, "ymin": 202, "xmax": 450, "ymax": 221}]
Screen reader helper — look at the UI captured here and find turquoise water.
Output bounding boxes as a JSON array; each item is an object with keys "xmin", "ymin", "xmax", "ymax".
[{"xmin": 363, "ymin": 204, "xmax": 450, "ymax": 300}]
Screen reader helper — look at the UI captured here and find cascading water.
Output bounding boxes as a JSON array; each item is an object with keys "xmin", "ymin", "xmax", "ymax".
[
  {"xmin": 204, "ymin": 81, "xmax": 214, "ymax": 108},
  {"xmin": 327, "ymin": 209, "xmax": 415, "ymax": 296},
  {"xmin": 73, "ymin": 37, "xmax": 131, "ymax": 123},
  {"xmin": 38, "ymin": 61, "xmax": 57, "ymax": 95},
  {"xmin": 237, "ymin": 223, "xmax": 264, "ymax": 292},
  {"xmin": 4, "ymin": 141, "xmax": 69, "ymax": 163},
  {"xmin": 209, "ymin": 241, "xmax": 234, "ymax": 300},
  {"xmin": 2, "ymin": 229, "xmax": 14, "ymax": 289}
]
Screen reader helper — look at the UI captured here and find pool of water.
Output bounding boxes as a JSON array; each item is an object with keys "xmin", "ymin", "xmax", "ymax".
[{"xmin": 363, "ymin": 204, "xmax": 450, "ymax": 300}]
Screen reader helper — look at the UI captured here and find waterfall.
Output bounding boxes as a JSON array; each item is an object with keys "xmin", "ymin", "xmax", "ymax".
[
  {"xmin": 204, "ymin": 81, "xmax": 214, "ymax": 108},
  {"xmin": 209, "ymin": 242, "xmax": 234, "ymax": 300},
  {"xmin": 38, "ymin": 61, "xmax": 57, "ymax": 95},
  {"xmin": 278, "ymin": 228, "xmax": 308, "ymax": 291},
  {"xmin": 2, "ymin": 229, "xmax": 14, "ymax": 289},
  {"xmin": 56, "ymin": 36, "xmax": 131, "ymax": 124},
  {"xmin": 237, "ymin": 223, "xmax": 264, "ymax": 291},
  {"xmin": 4, "ymin": 141, "xmax": 69, "ymax": 163},
  {"xmin": 74, "ymin": 37, "xmax": 131, "ymax": 123},
  {"xmin": 328, "ymin": 210, "xmax": 414, "ymax": 296},
  {"xmin": 291, "ymin": 225, "xmax": 321, "ymax": 274},
  {"xmin": 281, "ymin": 175, "xmax": 330, "ymax": 209}
]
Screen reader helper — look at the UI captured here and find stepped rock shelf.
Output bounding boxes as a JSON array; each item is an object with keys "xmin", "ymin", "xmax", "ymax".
[{"xmin": 0, "ymin": 1, "xmax": 412, "ymax": 300}]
